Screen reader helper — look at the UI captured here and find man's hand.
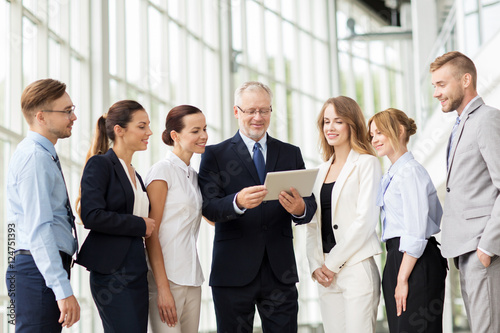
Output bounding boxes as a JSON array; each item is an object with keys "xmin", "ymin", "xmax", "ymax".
[
  {"xmin": 144, "ymin": 217, "xmax": 155, "ymax": 238},
  {"xmin": 278, "ymin": 187, "xmax": 305, "ymax": 216},
  {"xmin": 313, "ymin": 267, "xmax": 334, "ymax": 288},
  {"xmin": 57, "ymin": 295, "xmax": 80, "ymax": 328},
  {"xmin": 477, "ymin": 248, "xmax": 492, "ymax": 268},
  {"xmin": 236, "ymin": 185, "xmax": 268, "ymax": 209}
]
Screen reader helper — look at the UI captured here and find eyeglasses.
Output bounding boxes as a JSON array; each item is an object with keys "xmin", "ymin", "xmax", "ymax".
[
  {"xmin": 236, "ymin": 105, "xmax": 272, "ymax": 116},
  {"xmin": 41, "ymin": 105, "xmax": 76, "ymax": 118}
]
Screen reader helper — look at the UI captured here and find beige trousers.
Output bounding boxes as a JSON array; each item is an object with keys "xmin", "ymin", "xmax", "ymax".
[{"xmin": 147, "ymin": 270, "xmax": 201, "ymax": 333}]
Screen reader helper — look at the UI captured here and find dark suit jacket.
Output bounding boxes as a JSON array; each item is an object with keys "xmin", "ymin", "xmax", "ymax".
[
  {"xmin": 198, "ymin": 132, "xmax": 316, "ymax": 287},
  {"xmin": 77, "ymin": 148, "xmax": 147, "ymax": 274}
]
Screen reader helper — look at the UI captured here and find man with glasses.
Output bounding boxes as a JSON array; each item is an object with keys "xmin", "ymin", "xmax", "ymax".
[
  {"xmin": 5, "ymin": 79, "xmax": 80, "ymax": 332},
  {"xmin": 199, "ymin": 81, "xmax": 316, "ymax": 332}
]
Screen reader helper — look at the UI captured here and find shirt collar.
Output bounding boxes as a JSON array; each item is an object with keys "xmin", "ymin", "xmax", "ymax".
[
  {"xmin": 27, "ymin": 130, "xmax": 57, "ymax": 159},
  {"xmin": 388, "ymin": 151, "xmax": 414, "ymax": 178},
  {"xmin": 459, "ymin": 95, "xmax": 480, "ymax": 120},
  {"xmin": 165, "ymin": 150, "xmax": 191, "ymax": 174},
  {"xmin": 239, "ymin": 130, "xmax": 267, "ymax": 152}
]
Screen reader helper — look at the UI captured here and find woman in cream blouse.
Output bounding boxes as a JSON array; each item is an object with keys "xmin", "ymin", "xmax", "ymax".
[
  {"xmin": 306, "ymin": 96, "xmax": 382, "ymax": 332},
  {"xmin": 145, "ymin": 105, "xmax": 207, "ymax": 333}
]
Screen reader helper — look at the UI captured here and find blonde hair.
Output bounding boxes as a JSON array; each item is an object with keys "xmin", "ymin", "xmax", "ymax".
[
  {"xmin": 367, "ymin": 108, "xmax": 417, "ymax": 153},
  {"xmin": 430, "ymin": 51, "xmax": 477, "ymax": 89},
  {"xmin": 317, "ymin": 96, "xmax": 375, "ymax": 161}
]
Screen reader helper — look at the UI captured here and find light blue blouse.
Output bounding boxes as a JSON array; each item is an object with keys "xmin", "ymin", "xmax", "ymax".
[{"xmin": 377, "ymin": 152, "xmax": 442, "ymax": 258}]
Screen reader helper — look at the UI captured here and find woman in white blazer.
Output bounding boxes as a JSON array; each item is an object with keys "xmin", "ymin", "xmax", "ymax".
[{"xmin": 306, "ymin": 96, "xmax": 382, "ymax": 333}]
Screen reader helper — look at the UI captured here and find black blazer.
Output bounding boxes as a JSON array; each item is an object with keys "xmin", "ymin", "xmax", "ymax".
[
  {"xmin": 198, "ymin": 132, "xmax": 316, "ymax": 287},
  {"xmin": 77, "ymin": 149, "xmax": 147, "ymax": 274}
]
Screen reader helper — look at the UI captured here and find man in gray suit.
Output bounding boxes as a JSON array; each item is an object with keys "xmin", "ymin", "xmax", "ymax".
[{"xmin": 431, "ymin": 51, "xmax": 500, "ymax": 332}]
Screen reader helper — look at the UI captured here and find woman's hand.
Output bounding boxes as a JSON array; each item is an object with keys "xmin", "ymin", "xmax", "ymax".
[
  {"xmin": 395, "ymin": 279, "xmax": 409, "ymax": 316},
  {"xmin": 395, "ymin": 252, "xmax": 418, "ymax": 316},
  {"xmin": 157, "ymin": 286, "xmax": 177, "ymax": 327},
  {"xmin": 313, "ymin": 268, "xmax": 334, "ymax": 288},
  {"xmin": 143, "ymin": 217, "xmax": 155, "ymax": 238}
]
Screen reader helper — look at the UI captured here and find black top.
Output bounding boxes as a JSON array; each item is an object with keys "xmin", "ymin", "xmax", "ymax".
[{"xmin": 321, "ymin": 181, "xmax": 336, "ymax": 253}]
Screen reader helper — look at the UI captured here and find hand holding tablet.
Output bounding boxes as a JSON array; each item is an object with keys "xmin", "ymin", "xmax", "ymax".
[{"xmin": 263, "ymin": 168, "xmax": 319, "ymax": 201}]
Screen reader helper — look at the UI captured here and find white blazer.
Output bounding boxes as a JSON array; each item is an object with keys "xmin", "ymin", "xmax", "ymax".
[{"xmin": 306, "ymin": 150, "xmax": 382, "ymax": 276}]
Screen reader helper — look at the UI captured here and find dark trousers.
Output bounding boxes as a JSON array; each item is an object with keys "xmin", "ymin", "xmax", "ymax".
[
  {"xmin": 383, "ymin": 237, "xmax": 448, "ymax": 333},
  {"xmin": 211, "ymin": 252, "xmax": 298, "ymax": 333},
  {"xmin": 90, "ymin": 238, "xmax": 148, "ymax": 333},
  {"xmin": 5, "ymin": 254, "xmax": 63, "ymax": 333}
]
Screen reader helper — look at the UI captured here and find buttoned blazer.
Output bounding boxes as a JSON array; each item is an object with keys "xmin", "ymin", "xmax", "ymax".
[
  {"xmin": 306, "ymin": 150, "xmax": 382, "ymax": 276},
  {"xmin": 198, "ymin": 132, "xmax": 317, "ymax": 287},
  {"xmin": 442, "ymin": 97, "xmax": 500, "ymax": 258},
  {"xmin": 77, "ymin": 148, "xmax": 147, "ymax": 274}
]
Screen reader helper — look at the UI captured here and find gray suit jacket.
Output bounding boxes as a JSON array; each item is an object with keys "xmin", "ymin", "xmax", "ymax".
[{"xmin": 442, "ymin": 97, "xmax": 500, "ymax": 258}]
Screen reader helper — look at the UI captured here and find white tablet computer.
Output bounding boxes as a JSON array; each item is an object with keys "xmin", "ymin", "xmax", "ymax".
[{"xmin": 263, "ymin": 168, "xmax": 319, "ymax": 201}]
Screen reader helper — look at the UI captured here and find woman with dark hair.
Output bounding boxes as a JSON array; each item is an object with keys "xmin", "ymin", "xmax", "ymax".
[
  {"xmin": 368, "ymin": 108, "xmax": 447, "ymax": 333},
  {"xmin": 145, "ymin": 105, "xmax": 207, "ymax": 332},
  {"xmin": 306, "ymin": 96, "xmax": 382, "ymax": 332},
  {"xmin": 76, "ymin": 100, "xmax": 154, "ymax": 332}
]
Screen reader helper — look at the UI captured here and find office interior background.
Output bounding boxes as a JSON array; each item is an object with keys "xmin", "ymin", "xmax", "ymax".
[{"xmin": 1, "ymin": 0, "xmax": 500, "ymax": 332}]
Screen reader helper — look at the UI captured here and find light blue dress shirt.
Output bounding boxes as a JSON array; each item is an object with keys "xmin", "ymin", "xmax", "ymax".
[
  {"xmin": 378, "ymin": 152, "xmax": 442, "ymax": 258},
  {"xmin": 233, "ymin": 131, "xmax": 268, "ymax": 214},
  {"xmin": 7, "ymin": 131, "xmax": 77, "ymax": 300}
]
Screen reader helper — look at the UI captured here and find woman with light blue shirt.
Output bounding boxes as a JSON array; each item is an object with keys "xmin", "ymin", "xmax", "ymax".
[{"xmin": 368, "ymin": 108, "xmax": 447, "ymax": 333}]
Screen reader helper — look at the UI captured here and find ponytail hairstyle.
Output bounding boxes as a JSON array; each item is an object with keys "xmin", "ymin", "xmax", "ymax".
[
  {"xmin": 76, "ymin": 100, "xmax": 145, "ymax": 216},
  {"xmin": 162, "ymin": 105, "xmax": 203, "ymax": 146},
  {"xmin": 367, "ymin": 108, "xmax": 417, "ymax": 153}
]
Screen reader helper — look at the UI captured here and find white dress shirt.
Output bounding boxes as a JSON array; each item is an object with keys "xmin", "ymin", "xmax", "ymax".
[
  {"xmin": 379, "ymin": 152, "xmax": 442, "ymax": 258},
  {"xmin": 145, "ymin": 151, "xmax": 204, "ymax": 286},
  {"xmin": 118, "ymin": 158, "xmax": 150, "ymax": 218}
]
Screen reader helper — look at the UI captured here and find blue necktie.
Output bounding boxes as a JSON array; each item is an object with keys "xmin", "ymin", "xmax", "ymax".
[
  {"xmin": 447, "ymin": 116, "xmax": 461, "ymax": 169},
  {"xmin": 54, "ymin": 154, "xmax": 79, "ymax": 259},
  {"xmin": 253, "ymin": 142, "xmax": 266, "ymax": 184}
]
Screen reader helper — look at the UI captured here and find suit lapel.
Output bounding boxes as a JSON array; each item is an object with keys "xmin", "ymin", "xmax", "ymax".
[
  {"xmin": 447, "ymin": 98, "xmax": 484, "ymax": 183},
  {"xmin": 107, "ymin": 149, "xmax": 135, "ymax": 214},
  {"xmin": 330, "ymin": 150, "xmax": 358, "ymax": 219},
  {"xmin": 231, "ymin": 132, "xmax": 261, "ymax": 184},
  {"xmin": 265, "ymin": 134, "xmax": 279, "ymax": 172},
  {"xmin": 313, "ymin": 157, "xmax": 333, "ymax": 198}
]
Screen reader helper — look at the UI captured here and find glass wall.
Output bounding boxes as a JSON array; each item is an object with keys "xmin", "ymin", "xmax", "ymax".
[
  {"xmin": 0, "ymin": 0, "xmax": 432, "ymax": 332},
  {"xmin": 464, "ymin": 0, "xmax": 500, "ymax": 56},
  {"xmin": 230, "ymin": 0, "xmax": 334, "ymax": 167},
  {"xmin": 0, "ymin": 1, "xmax": 93, "ymax": 332}
]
